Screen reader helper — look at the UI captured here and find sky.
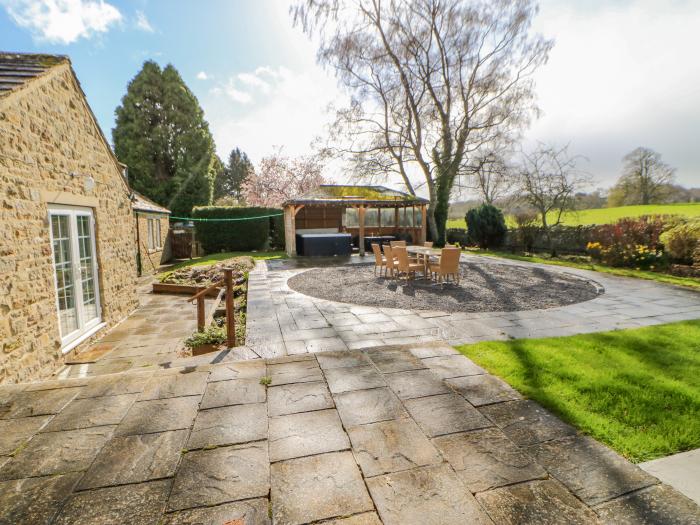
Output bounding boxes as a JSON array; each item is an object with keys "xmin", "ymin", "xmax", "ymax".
[{"xmin": 1, "ymin": 0, "xmax": 699, "ymax": 195}]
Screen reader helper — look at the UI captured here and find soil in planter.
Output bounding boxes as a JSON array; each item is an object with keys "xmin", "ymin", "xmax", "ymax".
[{"xmin": 162, "ymin": 256, "xmax": 255, "ymax": 288}]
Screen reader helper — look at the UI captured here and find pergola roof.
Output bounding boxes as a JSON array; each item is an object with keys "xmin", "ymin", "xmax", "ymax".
[{"xmin": 283, "ymin": 185, "xmax": 428, "ymax": 208}]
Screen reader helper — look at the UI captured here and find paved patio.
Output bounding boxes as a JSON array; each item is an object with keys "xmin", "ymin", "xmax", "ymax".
[
  {"xmin": 2, "ymin": 340, "xmax": 699, "ymax": 524},
  {"xmin": 245, "ymin": 254, "xmax": 700, "ymax": 357}
]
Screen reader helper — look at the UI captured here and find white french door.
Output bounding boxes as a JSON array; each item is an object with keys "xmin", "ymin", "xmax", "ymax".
[{"xmin": 48, "ymin": 205, "xmax": 102, "ymax": 349}]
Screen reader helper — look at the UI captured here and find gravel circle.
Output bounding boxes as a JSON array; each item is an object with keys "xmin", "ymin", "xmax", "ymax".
[{"xmin": 287, "ymin": 262, "xmax": 602, "ymax": 313}]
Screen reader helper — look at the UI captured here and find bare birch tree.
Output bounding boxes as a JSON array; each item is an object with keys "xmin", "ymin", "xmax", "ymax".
[
  {"xmin": 292, "ymin": 0, "xmax": 552, "ymax": 244},
  {"xmin": 461, "ymin": 151, "xmax": 513, "ymax": 204}
]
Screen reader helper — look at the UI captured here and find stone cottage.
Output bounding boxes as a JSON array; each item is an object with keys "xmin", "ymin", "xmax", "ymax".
[
  {"xmin": 0, "ymin": 53, "xmax": 138, "ymax": 383},
  {"xmin": 133, "ymin": 191, "xmax": 171, "ymax": 275}
]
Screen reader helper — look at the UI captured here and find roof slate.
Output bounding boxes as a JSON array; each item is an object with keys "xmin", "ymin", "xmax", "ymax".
[
  {"xmin": 0, "ymin": 52, "xmax": 68, "ymax": 96},
  {"xmin": 132, "ymin": 191, "xmax": 171, "ymax": 214}
]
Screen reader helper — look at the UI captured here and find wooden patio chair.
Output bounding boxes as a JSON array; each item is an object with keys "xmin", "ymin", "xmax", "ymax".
[
  {"xmin": 429, "ymin": 247, "xmax": 461, "ymax": 284},
  {"xmin": 394, "ymin": 246, "xmax": 424, "ymax": 280},
  {"xmin": 383, "ymin": 244, "xmax": 397, "ymax": 278},
  {"xmin": 423, "ymin": 241, "xmax": 433, "ymax": 248},
  {"xmin": 390, "ymin": 240, "xmax": 406, "ymax": 248},
  {"xmin": 371, "ymin": 243, "xmax": 387, "ymax": 276}
]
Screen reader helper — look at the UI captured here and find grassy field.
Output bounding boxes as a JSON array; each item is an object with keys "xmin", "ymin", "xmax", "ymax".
[
  {"xmin": 447, "ymin": 202, "xmax": 700, "ymax": 229},
  {"xmin": 472, "ymin": 250, "xmax": 700, "ymax": 290},
  {"xmin": 456, "ymin": 320, "xmax": 700, "ymax": 462}
]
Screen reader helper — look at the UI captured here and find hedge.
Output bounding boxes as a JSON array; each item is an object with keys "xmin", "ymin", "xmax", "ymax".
[{"xmin": 191, "ymin": 206, "xmax": 285, "ymax": 253}]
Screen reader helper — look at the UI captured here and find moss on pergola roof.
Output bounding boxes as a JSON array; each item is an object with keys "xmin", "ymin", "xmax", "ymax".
[{"xmin": 284, "ymin": 185, "xmax": 428, "ymax": 207}]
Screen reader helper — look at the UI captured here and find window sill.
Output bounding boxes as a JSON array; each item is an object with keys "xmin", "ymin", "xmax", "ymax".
[{"xmin": 61, "ymin": 322, "xmax": 106, "ymax": 355}]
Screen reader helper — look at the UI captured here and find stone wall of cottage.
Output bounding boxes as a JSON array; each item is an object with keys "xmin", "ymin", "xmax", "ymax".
[
  {"xmin": 0, "ymin": 64, "xmax": 139, "ymax": 384},
  {"xmin": 135, "ymin": 212, "xmax": 171, "ymax": 275}
]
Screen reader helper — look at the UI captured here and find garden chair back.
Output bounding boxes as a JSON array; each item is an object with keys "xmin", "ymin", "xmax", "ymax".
[
  {"xmin": 371, "ymin": 243, "xmax": 386, "ymax": 275},
  {"xmin": 394, "ymin": 246, "xmax": 423, "ymax": 280},
  {"xmin": 430, "ymin": 247, "xmax": 461, "ymax": 283},
  {"xmin": 390, "ymin": 240, "xmax": 406, "ymax": 248},
  {"xmin": 383, "ymin": 244, "xmax": 396, "ymax": 277},
  {"xmin": 423, "ymin": 241, "xmax": 433, "ymax": 248}
]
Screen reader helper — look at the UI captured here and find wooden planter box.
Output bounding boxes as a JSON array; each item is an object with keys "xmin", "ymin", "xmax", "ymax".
[
  {"xmin": 152, "ymin": 283, "xmax": 221, "ymax": 296},
  {"xmin": 189, "ymin": 343, "xmax": 223, "ymax": 356}
]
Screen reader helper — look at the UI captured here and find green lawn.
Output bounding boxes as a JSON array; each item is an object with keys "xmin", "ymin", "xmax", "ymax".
[
  {"xmin": 471, "ymin": 249, "xmax": 700, "ymax": 290},
  {"xmin": 447, "ymin": 202, "xmax": 700, "ymax": 229},
  {"xmin": 456, "ymin": 321, "xmax": 700, "ymax": 462},
  {"xmin": 158, "ymin": 251, "xmax": 287, "ymax": 279}
]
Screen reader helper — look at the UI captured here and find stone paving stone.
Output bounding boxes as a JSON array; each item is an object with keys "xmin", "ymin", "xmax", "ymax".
[
  {"xmin": 266, "ymin": 354, "xmax": 316, "ymax": 365},
  {"xmin": 161, "ymin": 498, "xmax": 271, "ymax": 525},
  {"xmin": 476, "ymin": 479, "xmax": 600, "ymax": 525},
  {"xmin": 319, "ymin": 513, "xmax": 383, "ymax": 525},
  {"xmin": 268, "ymin": 360, "xmax": 324, "ymax": 385},
  {"xmin": 366, "ymin": 463, "xmax": 493, "ymax": 525},
  {"xmin": 78, "ymin": 430, "xmax": 188, "ymax": 490},
  {"xmin": 366, "ymin": 347, "xmax": 425, "ymax": 373},
  {"xmin": 271, "ymin": 451, "xmax": 373, "ymax": 525},
  {"xmin": 316, "ymin": 350, "xmax": 372, "ymax": 369},
  {"xmin": 356, "ymin": 312, "xmax": 393, "ymax": 324},
  {"xmin": 0, "ymin": 415, "xmax": 51, "ymax": 455},
  {"xmin": 334, "ymin": 387, "xmax": 408, "ymax": 427},
  {"xmin": 209, "ymin": 360, "xmax": 267, "ymax": 382},
  {"xmin": 115, "ymin": 397, "xmax": 200, "ymax": 436},
  {"xmin": 0, "ymin": 387, "xmax": 82, "ymax": 419},
  {"xmin": 325, "ymin": 313, "xmax": 363, "ymax": 327},
  {"xmin": 42, "ymin": 393, "xmax": 138, "ymax": 432},
  {"xmin": 24, "ymin": 377, "xmax": 91, "ymax": 391},
  {"xmin": 168, "ymin": 442, "xmax": 269, "ymax": 512},
  {"xmin": 53, "ymin": 479, "xmax": 171, "ymax": 525},
  {"xmin": 200, "ymin": 379, "xmax": 266, "ymax": 409},
  {"xmin": 76, "ymin": 372, "xmax": 152, "ymax": 399},
  {"xmin": 0, "ymin": 473, "xmax": 81, "ymax": 525},
  {"xmin": 305, "ymin": 336, "xmax": 349, "ymax": 353},
  {"xmin": 0, "ymin": 426, "xmax": 115, "ymax": 480},
  {"xmin": 187, "ymin": 403, "xmax": 267, "ymax": 449},
  {"xmin": 432, "ymin": 428, "xmax": 547, "ymax": 493},
  {"xmin": 347, "ymin": 417, "xmax": 442, "ymax": 477},
  {"xmin": 404, "ymin": 393, "xmax": 492, "ymax": 437},
  {"xmin": 421, "ymin": 354, "xmax": 485, "ymax": 379},
  {"xmin": 446, "ymin": 374, "xmax": 522, "ymax": 406},
  {"xmin": 324, "ymin": 365, "xmax": 386, "ymax": 393},
  {"xmin": 138, "ymin": 371, "xmax": 209, "ymax": 400},
  {"xmin": 268, "ymin": 381, "xmax": 334, "ymax": 417},
  {"xmin": 269, "ymin": 409, "xmax": 349, "ymax": 462},
  {"xmin": 406, "ymin": 341, "xmax": 460, "ymax": 359},
  {"xmin": 384, "ymin": 369, "xmax": 451, "ymax": 399},
  {"xmin": 346, "ymin": 339, "xmax": 386, "ymax": 350},
  {"xmin": 480, "ymin": 400, "xmax": 577, "ymax": 446},
  {"xmin": 594, "ymin": 484, "xmax": 700, "ymax": 525},
  {"xmin": 527, "ymin": 435, "xmax": 658, "ymax": 506}
]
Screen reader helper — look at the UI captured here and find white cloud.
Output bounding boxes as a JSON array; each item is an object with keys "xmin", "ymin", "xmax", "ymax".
[
  {"xmin": 196, "ymin": 71, "xmax": 209, "ymax": 80},
  {"xmin": 134, "ymin": 10, "xmax": 153, "ymax": 33},
  {"xmin": 3, "ymin": 0, "xmax": 122, "ymax": 44}
]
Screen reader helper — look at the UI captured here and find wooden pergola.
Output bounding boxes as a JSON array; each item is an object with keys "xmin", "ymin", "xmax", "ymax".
[{"xmin": 282, "ymin": 185, "xmax": 429, "ymax": 257}]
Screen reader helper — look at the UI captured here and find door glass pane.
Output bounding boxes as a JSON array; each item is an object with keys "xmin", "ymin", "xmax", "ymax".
[
  {"xmin": 77, "ymin": 215, "xmax": 98, "ymax": 321},
  {"xmin": 51, "ymin": 215, "xmax": 77, "ymax": 335}
]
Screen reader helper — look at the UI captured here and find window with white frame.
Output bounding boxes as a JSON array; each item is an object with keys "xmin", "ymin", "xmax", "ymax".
[{"xmin": 147, "ymin": 217, "xmax": 162, "ymax": 250}]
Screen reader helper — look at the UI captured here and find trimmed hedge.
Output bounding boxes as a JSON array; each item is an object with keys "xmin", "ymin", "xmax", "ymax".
[{"xmin": 192, "ymin": 206, "xmax": 284, "ymax": 253}]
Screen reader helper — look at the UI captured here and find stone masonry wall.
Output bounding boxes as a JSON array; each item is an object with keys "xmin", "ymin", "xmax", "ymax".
[
  {"xmin": 135, "ymin": 212, "xmax": 171, "ymax": 275},
  {"xmin": 0, "ymin": 64, "xmax": 138, "ymax": 384}
]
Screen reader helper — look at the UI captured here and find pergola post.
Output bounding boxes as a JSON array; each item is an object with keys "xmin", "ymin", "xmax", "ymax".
[
  {"xmin": 358, "ymin": 205, "xmax": 366, "ymax": 256},
  {"xmin": 284, "ymin": 205, "xmax": 296, "ymax": 256},
  {"xmin": 420, "ymin": 204, "xmax": 427, "ymax": 244}
]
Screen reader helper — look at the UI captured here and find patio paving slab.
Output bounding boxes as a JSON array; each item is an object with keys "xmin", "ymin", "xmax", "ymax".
[
  {"xmin": 420, "ymin": 354, "xmax": 485, "ymax": 378},
  {"xmin": 480, "ymin": 400, "xmax": 577, "ymax": 446},
  {"xmin": 406, "ymin": 341, "xmax": 460, "ymax": 358},
  {"xmin": 324, "ymin": 364, "xmax": 386, "ymax": 393},
  {"xmin": 208, "ymin": 360, "xmax": 267, "ymax": 382},
  {"xmin": 41, "ymin": 393, "xmax": 137, "ymax": 432},
  {"xmin": 0, "ymin": 473, "xmax": 81, "ymax": 525},
  {"xmin": 0, "ymin": 426, "xmax": 114, "ymax": 480},
  {"xmin": 404, "ymin": 393, "xmax": 492, "ymax": 437},
  {"xmin": 187, "ymin": 402, "xmax": 267, "ymax": 449},
  {"xmin": 138, "ymin": 370, "xmax": 209, "ymax": 400},
  {"xmin": 316, "ymin": 349, "xmax": 373, "ymax": 369},
  {"xmin": 0, "ymin": 387, "xmax": 82, "ymax": 419},
  {"xmin": 347, "ymin": 417, "xmax": 442, "ymax": 477},
  {"xmin": 54, "ymin": 479, "xmax": 170, "ymax": 525},
  {"xmin": 320, "ymin": 513, "xmax": 383, "ymax": 525},
  {"xmin": 366, "ymin": 347, "xmax": 425, "ymax": 373},
  {"xmin": 528, "ymin": 435, "xmax": 658, "ymax": 506},
  {"xmin": 384, "ymin": 368, "xmax": 451, "ymax": 399},
  {"xmin": 433, "ymin": 428, "xmax": 547, "ymax": 493},
  {"xmin": 161, "ymin": 498, "xmax": 271, "ymax": 525},
  {"xmin": 168, "ymin": 442, "xmax": 270, "ymax": 512},
  {"xmin": 446, "ymin": 374, "xmax": 522, "ymax": 406},
  {"xmin": 268, "ymin": 359, "xmax": 324, "ymax": 385},
  {"xmin": 333, "ymin": 387, "xmax": 408, "ymax": 427},
  {"xmin": 267, "ymin": 381, "xmax": 334, "ymax": 416},
  {"xmin": 269, "ymin": 408, "xmax": 349, "ymax": 462},
  {"xmin": 200, "ymin": 378, "xmax": 266, "ymax": 409},
  {"xmin": 366, "ymin": 463, "xmax": 493, "ymax": 525},
  {"xmin": 594, "ymin": 484, "xmax": 700, "ymax": 525},
  {"xmin": 271, "ymin": 450, "xmax": 373, "ymax": 525},
  {"xmin": 115, "ymin": 396, "xmax": 200, "ymax": 436},
  {"xmin": 640, "ymin": 448, "xmax": 700, "ymax": 505},
  {"xmin": 76, "ymin": 372, "xmax": 152, "ymax": 399},
  {"xmin": 78, "ymin": 430, "xmax": 188, "ymax": 490},
  {"xmin": 0, "ymin": 415, "xmax": 51, "ymax": 455}
]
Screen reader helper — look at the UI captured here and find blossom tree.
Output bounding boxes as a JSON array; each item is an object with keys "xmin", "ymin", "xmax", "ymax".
[{"xmin": 242, "ymin": 152, "xmax": 326, "ymax": 207}]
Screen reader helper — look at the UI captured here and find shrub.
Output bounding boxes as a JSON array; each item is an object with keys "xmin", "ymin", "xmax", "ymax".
[
  {"xmin": 184, "ymin": 326, "xmax": 226, "ymax": 349},
  {"xmin": 465, "ymin": 204, "xmax": 507, "ymax": 249},
  {"xmin": 446, "ymin": 228, "xmax": 470, "ymax": 246},
  {"xmin": 512, "ymin": 210, "xmax": 540, "ymax": 252},
  {"xmin": 587, "ymin": 216, "xmax": 667, "ymax": 269},
  {"xmin": 192, "ymin": 206, "xmax": 284, "ymax": 253},
  {"xmin": 660, "ymin": 219, "xmax": 700, "ymax": 265}
]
